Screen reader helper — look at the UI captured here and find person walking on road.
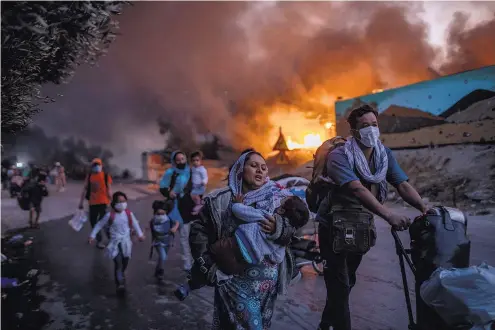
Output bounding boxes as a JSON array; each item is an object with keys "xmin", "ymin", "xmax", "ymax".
[
  {"xmin": 149, "ymin": 200, "xmax": 179, "ymax": 279},
  {"xmin": 53, "ymin": 162, "xmax": 67, "ymax": 192},
  {"xmin": 316, "ymin": 104, "xmax": 428, "ymax": 330},
  {"xmin": 189, "ymin": 149, "xmax": 297, "ymax": 329},
  {"xmin": 159, "ymin": 150, "xmax": 194, "ymax": 274},
  {"xmin": 25, "ymin": 172, "xmax": 49, "ymax": 229},
  {"xmin": 79, "ymin": 158, "xmax": 112, "ymax": 249},
  {"xmin": 88, "ymin": 191, "xmax": 145, "ymax": 293}
]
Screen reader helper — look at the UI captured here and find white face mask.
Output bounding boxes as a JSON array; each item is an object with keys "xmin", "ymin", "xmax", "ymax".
[
  {"xmin": 154, "ymin": 215, "xmax": 168, "ymax": 222},
  {"xmin": 114, "ymin": 202, "xmax": 127, "ymax": 212},
  {"xmin": 92, "ymin": 165, "xmax": 102, "ymax": 173},
  {"xmin": 358, "ymin": 126, "xmax": 380, "ymax": 148}
]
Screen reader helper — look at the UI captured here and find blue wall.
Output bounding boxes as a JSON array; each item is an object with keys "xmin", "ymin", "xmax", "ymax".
[{"xmin": 335, "ymin": 65, "xmax": 495, "ymax": 119}]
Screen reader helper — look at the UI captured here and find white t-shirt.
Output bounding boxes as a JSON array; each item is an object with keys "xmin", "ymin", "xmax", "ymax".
[{"xmin": 191, "ymin": 166, "xmax": 208, "ymax": 187}]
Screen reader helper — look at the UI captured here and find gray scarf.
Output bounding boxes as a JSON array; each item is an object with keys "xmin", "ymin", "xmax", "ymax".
[{"xmin": 343, "ymin": 137, "xmax": 389, "ymax": 203}]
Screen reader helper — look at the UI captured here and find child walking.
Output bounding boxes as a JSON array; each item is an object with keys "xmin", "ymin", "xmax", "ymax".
[
  {"xmin": 190, "ymin": 151, "xmax": 208, "ymax": 215},
  {"xmin": 149, "ymin": 200, "xmax": 179, "ymax": 279},
  {"xmin": 89, "ymin": 191, "xmax": 145, "ymax": 293}
]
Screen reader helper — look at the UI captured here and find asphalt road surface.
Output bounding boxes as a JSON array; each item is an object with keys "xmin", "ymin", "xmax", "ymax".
[{"xmin": 3, "ymin": 196, "xmax": 495, "ymax": 330}]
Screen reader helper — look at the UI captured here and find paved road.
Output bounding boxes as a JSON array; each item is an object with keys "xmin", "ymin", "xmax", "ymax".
[{"xmin": 3, "ymin": 196, "xmax": 495, "ymax": 330}]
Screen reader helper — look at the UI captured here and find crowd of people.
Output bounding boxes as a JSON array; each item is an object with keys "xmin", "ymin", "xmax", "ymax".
[
  {"xmin": 70, "ymin": 104, "xmax": 429, "ymax": 330},
  {"xmin": 0, "ymin": 103, "xmax": 431, "ymax": 329}
]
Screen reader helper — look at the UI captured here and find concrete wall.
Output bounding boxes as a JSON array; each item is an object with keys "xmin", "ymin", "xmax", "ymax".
[{"xmin": 334, "ymin": 65, "xmax": 495, "ymax": 120}]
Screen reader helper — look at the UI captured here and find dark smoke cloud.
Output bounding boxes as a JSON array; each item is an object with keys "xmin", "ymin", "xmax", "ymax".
[
  {"xmin": 441, "ymin": 10, "xmax": 495, "ymax": 74},
  {"xmin": 34, "ymin": 1, "xmax": 495, "ymax": 172}
]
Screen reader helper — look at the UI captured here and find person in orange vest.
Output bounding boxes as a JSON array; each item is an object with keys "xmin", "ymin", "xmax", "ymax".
[{"xmin": 79, "ymin": 158, "xmax": 113, "ymax": 249}]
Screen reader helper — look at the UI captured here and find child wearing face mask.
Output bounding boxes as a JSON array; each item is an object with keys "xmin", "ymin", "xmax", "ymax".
[
  {"xmin": 149, "ymin": 200, "xmax": 179, "ymax": 279},
  {"xmin": 190, "ymin": 151, "xmax": 208, "ymax": 215},
  {"xmin": 89, "ymin": 191, "xmax": 145, "ymax": 293}
]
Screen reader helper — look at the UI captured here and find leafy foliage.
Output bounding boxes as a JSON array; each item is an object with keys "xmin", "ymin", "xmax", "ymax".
[{"xmin": 1, "ymin": 1, "xmax": 128, "ymax": 133}]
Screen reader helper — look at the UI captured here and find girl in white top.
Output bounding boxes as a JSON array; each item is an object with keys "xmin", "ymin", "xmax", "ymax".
[{"xmin": 89, "ymin": 191, "xmax": 145, "ymax": 293}]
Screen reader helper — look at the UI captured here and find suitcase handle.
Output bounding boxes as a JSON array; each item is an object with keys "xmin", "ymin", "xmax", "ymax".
[{"xmin": 391, "ymin": 229, "xmax": 417, "ymax": 330}]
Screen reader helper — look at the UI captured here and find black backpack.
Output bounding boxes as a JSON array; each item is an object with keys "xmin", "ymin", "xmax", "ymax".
[{"xmin": 85, "ymin": 173, "xmax": 109, "ymax": 201}]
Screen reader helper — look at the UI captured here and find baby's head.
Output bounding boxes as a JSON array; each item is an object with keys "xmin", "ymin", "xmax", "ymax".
[
  {"xmin": 190, "ymin": 151, "xmax": 203, "ymax": 168},
  {"xmin": 152, "ymin": 200, "xmax": 174, "ymax": 216},
  {"xmin": 276, "ymin": 196, "xmax": 309, "ymax": 229}
]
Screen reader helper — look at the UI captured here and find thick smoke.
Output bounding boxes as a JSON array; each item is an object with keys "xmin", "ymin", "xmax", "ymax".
[
  {"xmin": 35, "ymin": 1, "xmax": 495, "ymax": 169},
  {"xmin": 441, "ymin": 10, "xmax": 495, "ymax": 74}
]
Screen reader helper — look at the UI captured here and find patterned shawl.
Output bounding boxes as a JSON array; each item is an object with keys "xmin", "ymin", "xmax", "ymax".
[
  {"xmin": 343, "ymin": 137, "xmax": 389, "ymax": 203},
  {"xmin": 228, "ymin": 151, "xmax": 292, "ymax": 213}
]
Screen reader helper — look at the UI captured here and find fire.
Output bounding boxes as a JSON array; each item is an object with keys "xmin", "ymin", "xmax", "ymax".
[
  {"xmin": 269, "ymin": 109, "xmax": 334, "ymax": 151},
  {"xmin": 287, "ymin": 133, "xmax": 323, "ymax": 150}
]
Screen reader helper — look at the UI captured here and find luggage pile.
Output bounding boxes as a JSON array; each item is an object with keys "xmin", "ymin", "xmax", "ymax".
[{"xmin": 392, "ymin": 206, "xmax": 494, "ymax": 330}]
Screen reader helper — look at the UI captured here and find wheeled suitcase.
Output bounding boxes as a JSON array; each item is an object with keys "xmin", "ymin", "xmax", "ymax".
[{"xmin": 391, "ymin": 206, "xmax": 470, "ymax": 330}]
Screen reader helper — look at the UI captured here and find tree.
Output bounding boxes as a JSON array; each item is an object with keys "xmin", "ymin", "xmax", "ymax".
[{"xmin": 1, "ymin": 1, "xmax": 129, "ymax": 134}]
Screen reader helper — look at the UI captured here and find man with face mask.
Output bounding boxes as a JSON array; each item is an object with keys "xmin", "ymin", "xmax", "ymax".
[
  {"xmin": 317, "ymin": 104, "xmax": 428, "ymax": 330},
  {"xmin": 79, "ymin": 158, "xmax": 113, "ymax": 249}
]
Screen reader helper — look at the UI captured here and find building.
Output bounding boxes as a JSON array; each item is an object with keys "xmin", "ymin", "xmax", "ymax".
[{"xmin": 334, "ymin": 65, "xmax": 495, "ymax": 136}]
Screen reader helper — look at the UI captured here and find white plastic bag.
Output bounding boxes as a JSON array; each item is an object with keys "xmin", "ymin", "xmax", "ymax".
[
  {"xmin": 420, "ymin": 263, "xmax": 495, "ymax": 328},
  {"xmin": 68, "ymin": 210, "xmax": 88, "ymax": 232}
]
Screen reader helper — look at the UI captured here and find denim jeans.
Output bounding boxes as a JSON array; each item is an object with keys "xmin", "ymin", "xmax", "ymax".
[
  {"xmin": 179, "ymin": 222, "xmax": 193, "ymax": 271},
  {"xmin": 318, "ymin": 223, "xmax": 364, "ymax": 330},
  {"xmin": 155, "ymin": 245, "xmax": 169, "ymax": 274},
  {"xmin": 113, "ymin": 244, "xmax": 129, "ymax": 286}
]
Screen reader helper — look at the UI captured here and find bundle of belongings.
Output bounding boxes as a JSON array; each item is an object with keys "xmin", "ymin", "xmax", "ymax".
[{"xmin": 421, "ymin": 263, "xmax": 495, "ymax": 330}]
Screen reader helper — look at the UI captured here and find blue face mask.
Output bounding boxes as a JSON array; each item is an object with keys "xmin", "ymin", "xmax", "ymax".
[{"xmin": 92, "ymin": 165, "xmax": 102, "ymax": 173}]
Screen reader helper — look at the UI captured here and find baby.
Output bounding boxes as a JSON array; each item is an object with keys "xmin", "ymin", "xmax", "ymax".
[
  {"xmin": 190, "ymin": 151, "xmax": 208, "ymax": 215},
  {"xmin": 211, "ymin": 194, "xmax": 309, "ymax": 275},
  {"xmin": 174, "ymin": 194, "xmax": 309, "ymax": 301}
]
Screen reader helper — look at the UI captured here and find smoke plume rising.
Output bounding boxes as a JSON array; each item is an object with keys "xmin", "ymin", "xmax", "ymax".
[{"xmin": 33, "ymin": 1, "xmax": 495, "ymax": 172}]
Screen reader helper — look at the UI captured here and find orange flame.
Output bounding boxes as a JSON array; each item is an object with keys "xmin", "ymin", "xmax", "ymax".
[
  {"xmin": 269, "ymin": 108, "xmax": 334, "ymax": 150},
  {"xmin": 287, "ymin": 133, "xmax": 323, "ymax": 150}
]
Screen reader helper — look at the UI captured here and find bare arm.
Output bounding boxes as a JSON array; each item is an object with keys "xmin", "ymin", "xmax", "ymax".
[
  {"xmin": 79, "ymin": 176, "xmax": 88, "ymax": 208},
  {"xmin": 396, "ymin": 181, "xmax": 427, "ymax": 213},
  {"xmin": 346, "ymin": 180, "xmax": 411, "ymax": 229},
  {"xmin": 347, "ymin": 180, "xmax": 393, "ymax": 221},
  {"xmin": 106, "ymin": 183, "xmax": 112, "ymax": 201},
  {"xmin": 170, "ymin": 220, "xmax": 180, "ymax": 233}
]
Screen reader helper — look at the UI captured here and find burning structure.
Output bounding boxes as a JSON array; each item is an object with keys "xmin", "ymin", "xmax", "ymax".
[{"xmin": 272, "ymin": 127, "xmax": 290, "ymax": 165}]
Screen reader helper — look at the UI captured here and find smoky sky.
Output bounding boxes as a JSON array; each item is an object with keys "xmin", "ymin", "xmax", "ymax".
[{"xmin": 34, "ymin": 1, "xmax": 495, "ymax": 171}]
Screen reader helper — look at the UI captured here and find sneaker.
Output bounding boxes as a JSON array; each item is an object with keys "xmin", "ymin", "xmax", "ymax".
[
  {"xmin": 97, "ymin": 242, "xmax": 106, "ymax": 249},
  {"xmin": 174, "ymin": 284, "xmax": 190, "ymax": 301},
  {"xmin": 116, "ymin": 283, "xmax": 126, "ymax": 295},
  {"xmin": 155, "ymin": 269, "xmax": 164, "ymax": 279}
]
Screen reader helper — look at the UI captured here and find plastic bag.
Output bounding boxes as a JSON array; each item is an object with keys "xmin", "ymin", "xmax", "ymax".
[
  {"xmin": 68, "ymin": 210, "xmax": 88, "ymax": 232},
  {"xmin": 420, "ymin": 263, "xmax": 495, "ymax": 328}
]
